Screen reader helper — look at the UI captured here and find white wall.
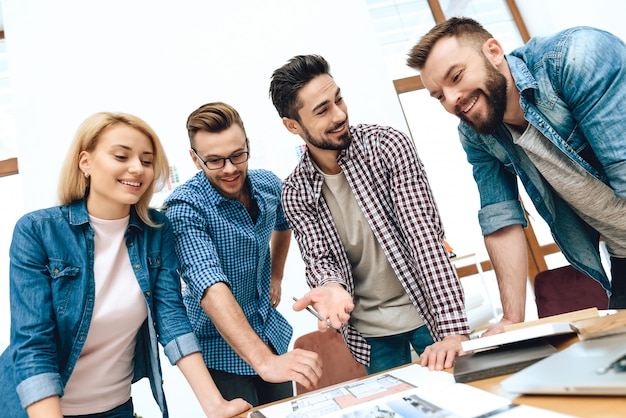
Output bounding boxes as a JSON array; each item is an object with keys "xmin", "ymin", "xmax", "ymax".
[
  {"xmin": 0, "ymin": 1, "xmax": 404, "ymax": 415},
  {"xmin": 1, "ymin": 0, "xmax": 625, "ymax": 416},
  {"xmin": 2, "ymin": 0, "xmax": 408, "ymax": 210},
  {"xmin": 0, "ymin": 0, "xmax": 405, "ymax": 349}
]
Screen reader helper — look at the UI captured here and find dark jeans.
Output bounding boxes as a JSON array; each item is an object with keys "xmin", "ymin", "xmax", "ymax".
[
  {"xmin": 364, "ymin": 325, "xmax": 434, "ymax": 374},
  {"xmin": 64, "ymin": 398, "xmax": 134, "ymax": 418},
  {"xmin": 610, "ymin": 256, "xmax": 626, "ymax": 309},
  {"xmin": 208, "ymin": 368, "xmax": 293, "ymax": 407}
]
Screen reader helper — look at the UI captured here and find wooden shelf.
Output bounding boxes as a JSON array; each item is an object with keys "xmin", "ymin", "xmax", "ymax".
[{"xmin": 0, "ymin": 158, "xmax": 18, "ymax": 177}]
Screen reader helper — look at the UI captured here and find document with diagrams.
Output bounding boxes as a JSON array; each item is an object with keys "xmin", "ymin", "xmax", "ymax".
[{"xmin": 249, "ymin": 363, "xmax": 574, "ymax": 418}]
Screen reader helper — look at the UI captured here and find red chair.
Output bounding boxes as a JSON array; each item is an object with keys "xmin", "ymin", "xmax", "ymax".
[
  {"xmin": 534, "ymin": 265, "xmax": 609, "ymax": 318},
  {"xmin": 293, "ymin": 330, "xmax": 366, "ymax": 395}
]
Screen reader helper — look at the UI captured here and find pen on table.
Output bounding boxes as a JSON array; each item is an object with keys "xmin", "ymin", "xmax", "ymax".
[{"xmin": 292, "ymin": 296, "xmax": 341, "ymax": 333}]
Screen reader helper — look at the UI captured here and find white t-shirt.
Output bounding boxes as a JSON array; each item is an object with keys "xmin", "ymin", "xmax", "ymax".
[
  {"xmin": 511, "ymin": 124, "xmax": 626, "ymax": 257},
  {"xmin": 61, "ymin": 215, "xmax": 148, "ymax": 415},
  {"xmin": 321, "ymin": 169, "xmax": 424, "ymax": 337}
]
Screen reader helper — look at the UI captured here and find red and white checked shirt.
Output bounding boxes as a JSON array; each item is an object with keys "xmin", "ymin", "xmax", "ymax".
[{"xmin": 282, "ymin": 124, "xmax": 470, "ymax": 365}]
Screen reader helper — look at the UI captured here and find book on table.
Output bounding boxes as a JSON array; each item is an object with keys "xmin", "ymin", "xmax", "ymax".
[
  {"xmin": 461, "ymin": 321, "xmax": 574, "ymax": 352},
  {"xmin": 453, "ymin": 338, "xmax": 558, "ymax": 383},
  {"xmin": 461, "ymin": 307, "xmax": 601, "ymax": 353},
  {"xmin": 454, "ymin": 307, "xmax": 609, "ymax": 383}
]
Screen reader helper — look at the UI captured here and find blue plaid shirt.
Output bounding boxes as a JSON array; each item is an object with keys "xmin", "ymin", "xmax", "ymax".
[{"xmin": 164, "ymin": 169, "xmax": 292, "ymax": 375}]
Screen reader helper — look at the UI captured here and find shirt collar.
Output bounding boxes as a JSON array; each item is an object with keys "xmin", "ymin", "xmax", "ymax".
[
  {"xmin": 506, "ymin": 55, "xmax": 539, "ymax": 96},
  {"xmin": 68, "ymin": 199, "xmax": 90, "ymax": 226},
  {"xmin": 68, "ymin": 198, "xmax": 142, "ymax": 232}
]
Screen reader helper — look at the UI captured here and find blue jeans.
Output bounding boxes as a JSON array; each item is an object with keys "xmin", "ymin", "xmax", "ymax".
[{"xmin": 364, "ymin": 326, "xmax": 434, "ymax": 374}]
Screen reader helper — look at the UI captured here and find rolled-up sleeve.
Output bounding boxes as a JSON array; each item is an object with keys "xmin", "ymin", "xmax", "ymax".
[
  {"xmin": 163, "ymin": 332, "xmax": 201, "ymax": 366},
  {"xmin": 478, "ymin": 200, "xmax": 528, "ymax": 236},
  {"xmin": 16, "ymin": 372, "xmax": 63, "ymax": 410}
]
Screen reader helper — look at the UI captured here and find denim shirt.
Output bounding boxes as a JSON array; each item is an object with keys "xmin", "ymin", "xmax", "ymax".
[
  {"xmin": 458, "ymin": 27, "xmax": 626, "ymax": 293},
  {"xmin": 0, "ymin": 199, "xmax": 200, "ymax": 417}
]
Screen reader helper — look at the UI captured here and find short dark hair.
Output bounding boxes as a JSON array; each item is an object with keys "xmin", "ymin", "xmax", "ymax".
[
  {"xmin": 407, "ymin": 17, "xmax": 493, "ymax": 70},
  {"xmin": 186, "ymin": 102, "xmax": 246, "ymax": 148},
  {"xmin": 269, "ymin": 54, "xmax": 332, "ymax": 121}
]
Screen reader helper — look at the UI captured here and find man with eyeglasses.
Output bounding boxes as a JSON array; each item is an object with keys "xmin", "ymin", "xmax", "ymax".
[{"xmin": 163, "ymin": 102, "xmax": 322, "ymax": 406}]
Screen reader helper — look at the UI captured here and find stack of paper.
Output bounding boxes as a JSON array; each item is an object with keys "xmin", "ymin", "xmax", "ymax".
[
  {"xmin": 461, "ymin": 321, "xmax": 574, "ymax": 352},
  {"xmin": 461, "ymin": 307, "xmax": 602, "ymax": 352},
  {"xmin": 249, "ymin": 364, "xmax": 574, "ymax": 417}
]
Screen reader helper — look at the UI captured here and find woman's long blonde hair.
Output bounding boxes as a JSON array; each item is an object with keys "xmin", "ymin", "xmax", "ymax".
[{"xmin": 58, "ymin": 112, "xmax": 169, "ymax": 227}]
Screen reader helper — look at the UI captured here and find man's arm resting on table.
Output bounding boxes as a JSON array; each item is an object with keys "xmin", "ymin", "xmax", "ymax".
[
  {"xmin": 201, "ymin": 282, "xmax": 322, "ymax": 389},
  {"xmin": 482, "ymin": 224, "xmax": 528, "ymax": 336}
]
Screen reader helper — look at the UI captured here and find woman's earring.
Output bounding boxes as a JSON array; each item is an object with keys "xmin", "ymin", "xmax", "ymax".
[{"xmin": 84, "ymin": 172, "xmax": 90, "ymax": 178}]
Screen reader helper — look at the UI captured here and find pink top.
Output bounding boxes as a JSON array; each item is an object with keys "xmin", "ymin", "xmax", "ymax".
[{"xmin": 61, "ymin": 215, "xmax": 147, "ymax": 415}]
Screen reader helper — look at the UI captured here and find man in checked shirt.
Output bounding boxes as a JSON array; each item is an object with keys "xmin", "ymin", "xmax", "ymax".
[
  {"xmin": 164, "ymin": 102, "xmax": 322, "ymax": 406},
  {"xmin": 269, "ymin": 54, "xmax": 471, "ymax": 373}
]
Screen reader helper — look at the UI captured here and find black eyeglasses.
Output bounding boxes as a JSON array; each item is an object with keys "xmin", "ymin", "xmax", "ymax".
[{"xmin": 192, "ymin": 147, "xmax": 250, "ymax": 170}]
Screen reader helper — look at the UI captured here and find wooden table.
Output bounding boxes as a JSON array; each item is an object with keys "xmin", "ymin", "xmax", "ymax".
[
  {"xmin": 463, "ymin": 334, "xmax": 625, "ymax": 418},
  {"xmin": 238, "ymin": 335, "xmax": 626, "ymax": 418},
  {"xmin": 468, "ymin": 373, "xmax": 625, "ymax": 418}
]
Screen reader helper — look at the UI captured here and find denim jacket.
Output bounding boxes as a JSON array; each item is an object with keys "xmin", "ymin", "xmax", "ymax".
[
  {"xmin": 459, "ymin": 27, "xmax": 626, "ymax": 293},
  {"xmin": 0, "ymin": 199, "xmax": 200, "ymax": 417}
]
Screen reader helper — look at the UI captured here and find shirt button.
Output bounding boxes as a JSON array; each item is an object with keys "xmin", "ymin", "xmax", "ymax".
[
  {"xmin": 146, "ymin": 291, "xmax": 151, "ymax": 297},
  {"xmin": 53, "ymin": 268, "xmax": 59, "ymax": 274},
  {"xmin": 135, "ymin": 264, "xmax": 140, "ymax": 269}
]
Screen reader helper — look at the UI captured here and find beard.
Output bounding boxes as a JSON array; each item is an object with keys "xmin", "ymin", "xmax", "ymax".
[
  {"xmin": 456, "ymin": 59, "xmax": 507, "ymax": 135},
  {"xmin": 302, "ymin": 121, "xmax": 352, "ymax": 151}
]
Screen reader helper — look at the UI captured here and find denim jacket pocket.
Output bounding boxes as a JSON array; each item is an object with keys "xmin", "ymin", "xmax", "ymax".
[
  {"xmin": 47, "ymin": 260, "xmax": 80, "ymax": 315},
  {"xmin": 147, "ymin": 254, "xmax": 162, "ymax": 269},
  {"xmin": 146, "ymin": 253, "xmax": 163, "ymax": 290},
  {"xmin": 147, "ymin": 254, "xmax": 163, "ymax": 274}
]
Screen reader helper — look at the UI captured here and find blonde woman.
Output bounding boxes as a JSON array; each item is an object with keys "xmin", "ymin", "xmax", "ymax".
[{"xmin": 0, "ymin": 112, "xmax": 251, "ymax": 418}]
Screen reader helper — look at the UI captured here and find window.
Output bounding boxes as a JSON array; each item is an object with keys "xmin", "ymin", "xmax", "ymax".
[
  {"xmin": 364, "ymin": 0, "xmax": 561, "ymax": 280},
  {"xmin": 364, "ymin": 0, "xmax": 526, "ymax": 89},
  {"xmin": 364, "ymin": 0, "xmax": 437, "ymax": 80}
]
